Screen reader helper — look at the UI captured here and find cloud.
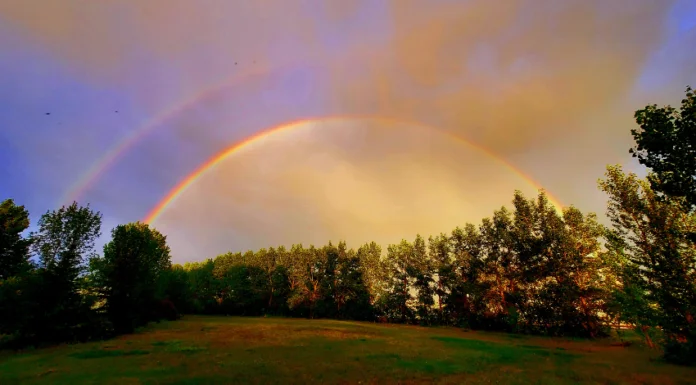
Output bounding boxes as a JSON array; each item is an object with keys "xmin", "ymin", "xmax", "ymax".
[
  {"xmin": 1, "ymin": 1, "xmax": 684, "ymax": 152},
  {"xmin": 154, "ymin": 120, "xmax": 543, "ymax": 262},
  {"xmin": 2, "ymin": 0, "xmax": 694, "ymax": 261}
]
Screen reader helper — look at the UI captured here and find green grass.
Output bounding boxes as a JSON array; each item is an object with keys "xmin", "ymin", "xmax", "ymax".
[{"xmin": 0, "ymin": 315, "xmax": 694, "ymax": 384}]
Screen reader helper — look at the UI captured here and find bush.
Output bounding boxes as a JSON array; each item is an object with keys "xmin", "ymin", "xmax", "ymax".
[{"xmin": 663, "ymin": 333, "xmax": 696, "ymax": 366}]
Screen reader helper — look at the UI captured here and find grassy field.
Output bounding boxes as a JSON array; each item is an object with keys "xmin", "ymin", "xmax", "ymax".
[{"xmin": 1, "ymin": 316, "xmax": 694, "ymax": 384}]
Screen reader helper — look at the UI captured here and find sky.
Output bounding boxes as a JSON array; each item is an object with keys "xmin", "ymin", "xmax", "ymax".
[{"xmin": 1, "ymin": 0, "xmax": 695, "ymax": 263}]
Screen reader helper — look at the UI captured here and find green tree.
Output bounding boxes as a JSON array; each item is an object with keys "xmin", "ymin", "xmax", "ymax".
[
  {"xmin": 95, "ymin": 222, "xmax": 172, "ymax": 334},
  {"xmin": 356, "ymin": 241, "xmax": 384, "ymax": 305},
  {"xmin": 334, "ymin": 245, "xmax": 372, "ymax": 320},
  {"xmin": 411, "ymin": 234, "xmax": 435, "ymax": 325},
  {"xmin": 185, "ymin": 259, "xmax": 219, "ymax": 314},
  {"xmin": 381, "ymin": 240, "xmax": 416, "ymax": 323},
  {"xmin": 158, "ymin": 264, "xmax": 192, "ymax": 314},
  {"xmin": 30, "ymin": 202, "xmax": 102, "ymax": 342},
  {"xmin": 630, "ymin": 86, "xmax": 696, "ymax": 212},
  {"xmin": 450, "ymin": 224, "xmax": 487, "ymax": 327},
  {"xmin": 479, "ymin": 207, "xmax": 515, "ymax": 326},
  {"xmin": 429, "ymin": 233, "xmax": 454, "ymax": 323},
  {"xmin": 0, "ymin": 199, "xmax": 32, "ymax": 279},
  {"xmin": 599, "ymin": 165, "xmax": 696, "ymax": 364}
]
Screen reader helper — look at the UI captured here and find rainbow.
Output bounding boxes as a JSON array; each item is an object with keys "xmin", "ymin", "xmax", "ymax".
[
  {"xmin": 59, "ymin": 60, "xmax": 293, "ymax": 207},
  {"xmin": 143, "ymin": 116, "xmax": 565, "ymax": 224}
]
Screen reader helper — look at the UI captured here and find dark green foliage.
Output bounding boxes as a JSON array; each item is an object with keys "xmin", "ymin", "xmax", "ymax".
[
  {"xmin": 23, "ymin": 202, "xmax": 103, "ymax": 344},
  {"xmin": 32, "ymin": 202, "xmax": 102, "ymax": 276},
  {"xmin": 92, "ymin": 222, "xmax": 173, "ymax": 334},
  {"xmin": 217, "ymin": 264, "xmax": 268, "ymax": 315},
  {"xmin": 630, "ymin": 86, "xmax": 696, "ymax": 211},
  {"xmin": 600, "ymin": 165, "xmax": 696, "ymax": 363},
  {"xmin": 0, "ymin": 270, "xmax": 46, "ymax": 344},
  {"xmin": 0, "ymin": 199, "xmax": 32, "ymax": 280},
  {"xmin": 598, "ymin": 86, "xmax": 696, "ymax": 365},
  {"xmin": 0, "ymin": 200, "xmax": 36, "ymax": 342},
  {"xmin": 157, "ymin": 265, "xmax": 192, "ymax": 314}
]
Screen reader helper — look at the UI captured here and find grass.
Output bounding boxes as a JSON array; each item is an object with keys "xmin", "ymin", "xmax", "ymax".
[{"xmin": 0, "ymin": 316, "xmax": 694, "ymax": 384}]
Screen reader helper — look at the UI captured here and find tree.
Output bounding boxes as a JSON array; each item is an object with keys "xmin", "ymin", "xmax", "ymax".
[
  {"xmin": 29, "ymin": 202, "xmax": 102, "ymax": 342},
  {"xmin": 157, "ymin": 264, "xmax": 192, "ymax": 314},
  {"xmin": 356, "ymin": 241, "xmax": 384, "ymax": 305},
  {"xmin": 599, "ymin": 165, "xmax": 696, "ymax": 364},
  {"xmin": 334, "ymin": 245, "xmax": 372, "ymax": 320},
  {"xmin": 185, "ymin": 259, "xmax": 218, "ymax": 314},
  {"xmin": 449, "ymin": 224, "xmax": 487, "ymax": 327},
  {"xmin": 478, "ymin": 207, "xmax": 515, "ymax": 328},
  {"xmin": 381, "ymin": 240, "xmax": 416, "ymax": 323},
  {"xmin": 630, "ymin": 86, "xmax": 696, "ymax": 212},
  {"xmin": 32, "ymin": 202, "xmax": 102, "ymax": 275},
  {"xmin": 429, "ymin": 233, "xmax": 455, "ymax": 323},
  {"xmin": 0, "ymin": 199, "xmax": 32, "ymax": 279},
  {"xmin": 411, "ymin": 234, "xmax": 435, "ymax": 325},
  {"xmin": 95, "ymin": 222, "xmax": 172, "ymax": 333}
]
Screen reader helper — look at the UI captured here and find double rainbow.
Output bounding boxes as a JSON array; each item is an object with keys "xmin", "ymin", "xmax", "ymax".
[{"xmin": 60, "ymin": 64, "xmax": 564, "ymax": 223}]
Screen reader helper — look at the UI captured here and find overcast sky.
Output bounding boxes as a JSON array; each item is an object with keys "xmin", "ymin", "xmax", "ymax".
[{"xmin": 1, "ymin": 0, "xmax": 695, "ymax": 262}]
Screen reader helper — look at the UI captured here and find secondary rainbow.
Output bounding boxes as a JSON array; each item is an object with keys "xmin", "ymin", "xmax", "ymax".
[
  {"xmin": 61, "ymin": 53, "xmax": 354, "ymax": 207},
  {"xmin": 143, "ymin": 116, "xmax": 565, "ymax": 224},
  {"xmin": 59, "ymin": 60, "xmax": 289, "ymax": 206}
]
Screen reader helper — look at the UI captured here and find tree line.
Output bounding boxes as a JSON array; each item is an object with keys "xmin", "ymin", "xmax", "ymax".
[{"xmin": 1, "ymin": 87, "xmax": 694, "ymax": 365}]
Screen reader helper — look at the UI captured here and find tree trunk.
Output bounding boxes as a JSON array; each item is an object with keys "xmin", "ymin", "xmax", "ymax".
[{"xmin": 640, "ymin": 325, "xmax": 655, "ymax": 349}]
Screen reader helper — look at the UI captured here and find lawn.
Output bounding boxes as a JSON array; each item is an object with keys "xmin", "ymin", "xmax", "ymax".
[{"xmin": 0, "ymin": 315, "xmax": 694, "ymax": 384}]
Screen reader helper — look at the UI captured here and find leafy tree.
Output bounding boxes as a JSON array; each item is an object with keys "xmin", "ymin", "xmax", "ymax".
[
  {"xmin": 411, "ymin": 234, "xmax": 435, "ymax": 325},
  {"xmin": 630, "ymin": 86, "xmax": 696, "ymax": 212},
  {"xmin": 478, "ymin": 207, "xmax": 515, "ymax": 328},
  {"xmin": 254, "ymin": 247, "xmax": 278, "ymax": 311},
  {"xmin": 217, "ymin": 264, "xmax": 267, "ymax": 315},
  {"xmin": 335, "ymin": 246, "xmax": 372, "ymax": 320},
  {"xmin": 356, "ymin": 241, "xmax": 384, "ymax": 305},
  {"xmin": 381, "ymin": 240, "xmax": 416, "ymax": 323},
  {"xmin": 450, "ymin": 224, "xmax": 487, "ymax": 327},
  {"xmin": 0, "ymin": 199, "xmax": 32, "ymax": 279},
  {"xmin": 191, "ymin": 259, "xmax": 222, "ymax": 313},
  {"xmin": 0, "ymin": 271, "xmax": 46, "ymax": 345},
  {"xmin": 556, "ymin": 207, "xmax": 607, "ymax": 337},
  {"xmin": 429, "ymin": 233, "xmax": 455, "ymax": 323},
  {"xmin": 286, "ymin": 244, "xmax": 309, "ymax": 315},
  {"xmin": 29, "ymin": 202, "xmax": 102, "ymax": 342},
  {"xmin": 286, "ymin": 244, "xmax": 325, "ymax": 318},
  {"xmin": 95, "ymin": 222, "xmax": 172, "ymax": 334},
  {"xmin": 306, "ymin": 245, "xmax": 327, "ymax": 318},
  {"xmin": 158, "ymin": 264, "xmax": 192, "ymax": 314},
  {"xmin": 599, "ymin": 165, "xmax": 696, "ymax": 364}
]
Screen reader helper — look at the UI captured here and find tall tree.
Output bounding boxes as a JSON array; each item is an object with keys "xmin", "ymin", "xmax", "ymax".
[
  {"xmin": 450, "ymin": 224, "xmax": 487, "ymax": 327},
  {"xmin": 429, "ymin": 233, "xmax": 454, "ymax": 323},
  {"xmin": 356, "ymin": 241, "xmax": 384, "ymax": 305},
  {"xmin": 32, "ymin": 202, "xmax": 101, "ymax": 276},
  {"xmin": 630, "ymin": 86, "xmax": 696, "ymax": 212},
  {"xmin": 30, "ymin": 202, "xmax": 102, "ymax": 342},
  {"xmin": 0, "ymin": 199, "xmax": 32, "ymax": 279},
  {"xmin": 382, "ymin": 240, "xmax": 416, "ymax": 323},
  {"xmin": 185, "ymin": 259, "xmax": 218, "ymax": 314},
  {"xmin": 335, "ymin": 244, "xmax": 372, "ymax": 320},
  {"xmin": 95, "ymin": 222, "xmax": 172, "ymax": 334},
  {"xmin": 599, "ymin": 165, "xmax": 696, "ymax": 364},
  {"xmin": 411, "ymin": 234, "xmax": 435, "ymax": 325}
]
